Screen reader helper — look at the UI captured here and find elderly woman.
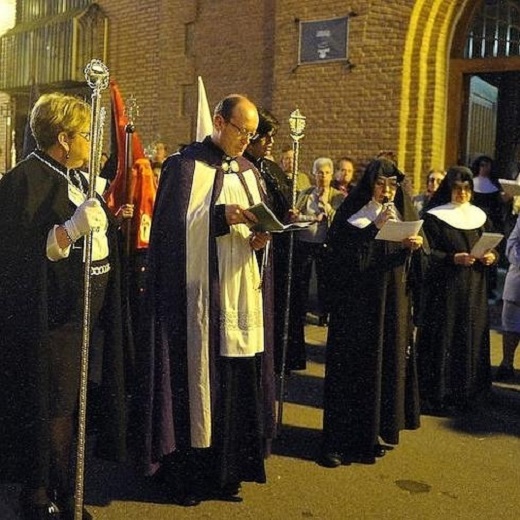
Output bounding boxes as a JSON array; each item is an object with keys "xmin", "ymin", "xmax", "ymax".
[
  {"xmin": 319, "ymin": 158, "xmax": 423, "ymax": 468},
  {"xmin": 287, "ymin": 157, "xmax": 344, "ymax": 371},
  {"xmin": 0, "ymin": 93, "xmax": 128, "ymax": 520},
  {"xmin": 416, "ymin": 166, "xmax": 496, "ymax": 415}
]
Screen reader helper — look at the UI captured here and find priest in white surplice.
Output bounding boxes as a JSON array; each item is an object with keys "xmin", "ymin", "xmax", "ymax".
[{"xmin": 136, "ymin": 95, "xmax": 274, "ymax": 506}]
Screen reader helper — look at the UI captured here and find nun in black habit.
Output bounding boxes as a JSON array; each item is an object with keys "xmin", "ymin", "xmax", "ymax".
[
  {"xmin": 416, "ymin": 166, "xmax": 495, "ymax": 415},
  {"xmin": 319, "ymin": 158, "xmax": 423, "ymax": 467}
]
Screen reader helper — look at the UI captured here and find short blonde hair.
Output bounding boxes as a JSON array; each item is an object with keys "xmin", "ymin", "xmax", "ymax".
[{"xmin": 30, "ymin": 92, "xmax": 91, "ymax": 150}]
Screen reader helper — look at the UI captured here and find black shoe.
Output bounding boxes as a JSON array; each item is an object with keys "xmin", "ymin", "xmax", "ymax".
[
  {"xmin": 374, "ymin": 444, "xmax": 386, "ymax": 458},
  {"xmin": 172, "ymin": 491, "xmax": 202, "ymax": 507},
  {"xmin": 318, "ymin": 315, "xmax": 329, "ymax": 327},
  {"xmin": 495, "ymin": 365, "xmax": 515, "ymax": 381},
  {"xmin": 20, "ymin": 499, "xmax": 61, "ymax": 520},
  {"xmin": 53, "ymin": 492, "xmax": 93, "ymax": 520},
  {"xmin": 213, "ymin": 491, "xmax": 243, "ymax": 503},
  {"xmin": 318, "ymin": 452, "xmax": 342, "ymax": 468},
  {"xmin": 170, "ymin": 481, "xmax": 203, "ymax": 507},
  {"xmin": 208, "ymin": 483, "xmax": 243, "ymax": 503}
]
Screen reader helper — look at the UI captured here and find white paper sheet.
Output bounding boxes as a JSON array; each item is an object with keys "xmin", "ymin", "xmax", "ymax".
[
  {"xmin": 499, "ymin": 179, "xmax": 520, "ymax": 197},
  {"xmin": 375, "ymin": 219, "xmax": 423, "ymax": 242},
  {"xmin": 470, "ymin": 232, "xmax": 504, "ymax": 258}
]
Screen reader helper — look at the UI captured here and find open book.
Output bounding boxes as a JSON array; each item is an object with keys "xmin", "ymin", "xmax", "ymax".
[{"xmin": 247, "ymin": 202, "xmax": 314, "ymax": 233}]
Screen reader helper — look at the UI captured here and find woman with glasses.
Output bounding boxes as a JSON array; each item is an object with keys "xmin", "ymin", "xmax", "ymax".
[
  {"xmin": 319, "ymin": 158, "xmax": 423, "ymax": 468},
  {"xmin": 416, "ymin": 166, "xmax": 496, "ymax": 416},
  {"xmin": 412, "ymin": 168, "xmax": 446, "ymax": 216},
  {"xmin": 0, "ymin": 93, "xmax": 128, "ymax": 520}
]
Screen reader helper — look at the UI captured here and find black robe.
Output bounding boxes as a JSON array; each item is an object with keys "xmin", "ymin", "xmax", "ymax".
[
  {"xmin": 416, "ymin": 213, "xmax": 493, "ymax": 410},
  {"xmin": 322, "ymin": 200, "xmax": 421, "ymax": 456},
  {"xmin": 0, "ymin": 154, "xmax": 127, "ymax": 486},
  {"xmin": 243, "ymin": 153, "xmax": 297, "ymax": 374},
  {"xmin": 135, "ymin": 138, "xmax": 274, "ymax": 488}
]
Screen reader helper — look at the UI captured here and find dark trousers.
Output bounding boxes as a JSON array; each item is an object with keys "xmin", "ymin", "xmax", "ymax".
[{"xmin": 294, "ymin": 240, "xmax": 328, "ymax": 317}]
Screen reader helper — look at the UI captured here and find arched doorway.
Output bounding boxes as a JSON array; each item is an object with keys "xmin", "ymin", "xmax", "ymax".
[
  {"xmin": 447, "ymin": 0, "xmax": 520, "ymax": 177},
  {"xmin": 398, "ymin": 0, "xmax": 466, "ymax": 189}
]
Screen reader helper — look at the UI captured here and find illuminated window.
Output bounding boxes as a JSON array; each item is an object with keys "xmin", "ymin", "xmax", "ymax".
[{"xmin": 465, "ymin": 0, "xmax": 520, "ymax": 58}]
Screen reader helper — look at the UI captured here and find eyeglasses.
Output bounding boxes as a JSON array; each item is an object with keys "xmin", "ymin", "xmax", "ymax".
[
  {"xmin": 77, "ymin": 131, "xmax": 91, "ymax": 142},
  {"xmin": 227, "ymin": 120, "xmax": 258, "ymax": 141},
  {"xmin": 374, "ymin": 178, "xmax": 398, "ymax": 190}
]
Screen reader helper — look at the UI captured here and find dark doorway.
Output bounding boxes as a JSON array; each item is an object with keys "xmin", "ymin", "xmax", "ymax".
[{"xmin": 465, "ymin": 70, "xmax": 520, "ymax": 178}]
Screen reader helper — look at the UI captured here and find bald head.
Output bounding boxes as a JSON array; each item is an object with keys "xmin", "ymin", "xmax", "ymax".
[{"xmin": 212, "ymin": 95, "xmax": 259, "ymax": 157}]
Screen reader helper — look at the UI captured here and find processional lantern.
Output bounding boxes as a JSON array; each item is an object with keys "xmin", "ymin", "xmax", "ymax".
[{"xmin": 288, "ymin": 108, "xmax": 306, "ymax": 208}]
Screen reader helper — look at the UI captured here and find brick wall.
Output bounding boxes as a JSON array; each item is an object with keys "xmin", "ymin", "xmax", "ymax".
[
  {"xmin": 95, "ymin": 0, "xmax": 418, "ymax": 174},
  {"xmin": 1, "ymin": 0, "xmax": 472, "ymax": 192},
  {"xmin": 0, "ymin": 0, "xmax": 491, "ymax": 187},
  {"xmin": 270, "ymin": 1, "xmax": 414, "ymax": 173}
]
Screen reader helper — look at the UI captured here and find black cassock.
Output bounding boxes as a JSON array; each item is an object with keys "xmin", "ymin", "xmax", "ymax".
[
  {"xmin": 322, "ymin": 203, "xmax": 421, "ymax": 457},
  {"xmin": 416, "ymin": 213, "xmax": 492, "ymax": 410}
]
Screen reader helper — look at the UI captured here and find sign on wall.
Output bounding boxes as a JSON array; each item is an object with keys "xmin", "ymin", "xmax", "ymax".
[{"xmin": 298, "ymin": 16, "xmax": 349, "ymax": 64}]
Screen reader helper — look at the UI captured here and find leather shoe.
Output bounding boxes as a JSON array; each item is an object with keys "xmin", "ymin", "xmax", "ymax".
[
  {"xmin": 374, "ymin": 444, "xmax": 386, "ymax": 458},
  {"xmin": 318, "ymin": 315, "xmax": 329, "ymax": 327},
  {"xmin": 171, "ymin": 490, "xmax": 201, "ymax": 507},
  {"xmin": 318, "ymin": 452, "xmax": 342, "ymax": 468},
  {"xmin": 208, "ymin": 482, "xmax": 243, "ymax": 503},
  {"xmin": 213, "ymin": 492, "xmax": 243, "ymax": 503}
]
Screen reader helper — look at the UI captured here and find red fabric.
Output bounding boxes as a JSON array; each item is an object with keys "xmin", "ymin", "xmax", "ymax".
[{"xmin": 105, "ymin": 81, "xmax": 156, "ymax": 250}]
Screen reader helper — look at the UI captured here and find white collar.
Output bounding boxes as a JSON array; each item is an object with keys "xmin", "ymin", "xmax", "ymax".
[
  {"xmin": 427, "ymin": 202, "xmax": 487, "ymax": 230},
  {"xmin": 473, "ymin": 176, "xmax": 499, "ymax": 194},
  {"xmin": 348, "ymin": 199, "xmax": 383, "ymax": 228}
]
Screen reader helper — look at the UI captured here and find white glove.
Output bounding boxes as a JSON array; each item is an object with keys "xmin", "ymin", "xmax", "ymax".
[{"xmin": 63, "ymin": 198, "xmax": 107, "ymax": 242}]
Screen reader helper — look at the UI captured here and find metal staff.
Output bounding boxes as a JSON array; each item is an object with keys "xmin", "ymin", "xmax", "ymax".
[
  {"xmin": 123, "ymin": 95, "xmax": 138, "ymax": 256},
  {"xmin": 74, "ymin": 58, "xmax": 109, "ymax": 520},
  {"xmin": 277, "ymin": 109, "xmax": 306, "ymax": 433},
  {"xmin": 121, "ymin": 95, "xmax": 139, "ymax": 379}
]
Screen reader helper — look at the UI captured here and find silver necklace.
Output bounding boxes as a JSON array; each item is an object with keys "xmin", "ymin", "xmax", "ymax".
[{"xmin": 30, "ymin": 151, "xmax": 86, "ymax": 194}]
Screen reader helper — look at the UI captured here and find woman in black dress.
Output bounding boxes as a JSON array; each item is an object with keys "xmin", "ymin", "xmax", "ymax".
[
  {"xmin": 470, "ymin": 155, "xmax": 507, "ymax": 297},
  {"xmin": 416, "ymin": 166, "xmax": 497, "ymax": 415},
  {"xmin": 0, "ymin": 93, "xmax": 128, "ymax": 520},
  {"xmin": 319, "ymin": 158, "xmax": 423, "ymax": 468}
]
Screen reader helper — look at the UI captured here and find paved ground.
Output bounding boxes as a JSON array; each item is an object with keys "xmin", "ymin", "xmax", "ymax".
[{"xmin": 2, "ymin": 308, "xmax": 520, "ymax": 520}]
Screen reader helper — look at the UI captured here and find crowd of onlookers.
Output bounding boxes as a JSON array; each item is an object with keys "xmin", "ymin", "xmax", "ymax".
[{"xmin": 252, "ymin": 137, "xmax": 519, "ymax": 467}]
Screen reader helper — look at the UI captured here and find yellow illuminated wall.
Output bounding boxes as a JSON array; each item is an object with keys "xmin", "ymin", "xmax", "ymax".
[{"xmin": 399, "ymin": 0, "xmax": 471, "ymax": 190}]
